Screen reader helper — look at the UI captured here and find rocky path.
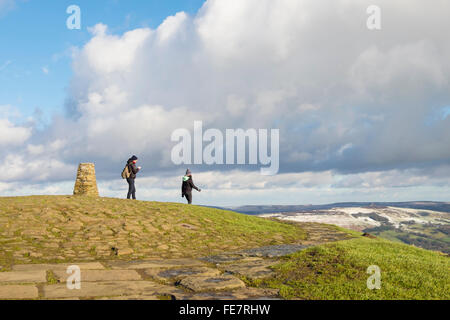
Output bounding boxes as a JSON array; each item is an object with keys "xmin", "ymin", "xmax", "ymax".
[
  {"xmin": 0, "ymin": 239, "xmax": 343, "ymax": 300},
  {"xmin": 0, "ymin": 223, "xmax": 353, "ymax": 300},
  {"xmin": 0, "ymin": 242, "xmax": 333, "ymax": 300},
  {"xmin": 0, "ymin": 255, "xmax": 283, "ymax": 300}
]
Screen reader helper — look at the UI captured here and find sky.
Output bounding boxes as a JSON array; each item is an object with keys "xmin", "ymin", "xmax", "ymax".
[
  {"xmin": 0, "ymin": 0, "xmax": 449, "ymax": 206},
  {"xmin": 0, "ymin": 0, "xmax": 205, "ymax": 120}
]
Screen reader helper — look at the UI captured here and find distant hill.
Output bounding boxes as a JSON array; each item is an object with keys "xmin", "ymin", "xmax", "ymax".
[
  {"xmin": 224, "ymin": 201, "xmax": 450, "ymax": 214},
  {"xmin": 219, "ymin": 202, "xmax": 450, "ymax": 254}
]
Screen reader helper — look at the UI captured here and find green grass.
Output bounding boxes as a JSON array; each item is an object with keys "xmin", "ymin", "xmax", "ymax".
[
  {"xmin": 252, "ymin": 237, "xmax": 450, "ymax": 300},
  {"xmin": 366, "ymin": 223, "xmax": 450, "ymax": 254},
  {"xmin": 0, "ymin": 196, "xmax": 309, "ymax": 266},
  {"xmin": 46, "ymin": 270, "xmax": 59, "ymax": 285}
]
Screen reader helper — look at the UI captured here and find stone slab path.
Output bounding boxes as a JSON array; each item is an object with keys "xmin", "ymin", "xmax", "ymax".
[
  {"xmin": 0, "ymin": 224, "xmax": 352, "ymax": 300},
  {"xmin": 0, "ymin": 255, "xmax": 283, "ymax": 300}
]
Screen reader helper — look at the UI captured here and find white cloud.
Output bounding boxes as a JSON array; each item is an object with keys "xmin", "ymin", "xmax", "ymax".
[
  {"xmin": 0, "ymin": 153, "xmax": 76, "ymax": 182},
  {"xmin": 27, "ymin": 144, "xmax": 45, "ymax": 156},
  {"xmin": 0, "ymin": 118, "xmax": 31, "ymax": 146},
  {"xmin": 76, "ymin": 24, "xmax": 152, "ymax": 74},
  {"xmin": 156, "ymin": 11, "xmax": 188, "ymax": 44},
  {"xmin": 1, "ymin": 0, "xmax": 450, "ymax": 204},
  {"xmin": 94, "ymin": 167, "xmax": 450, "ymax": 205}
]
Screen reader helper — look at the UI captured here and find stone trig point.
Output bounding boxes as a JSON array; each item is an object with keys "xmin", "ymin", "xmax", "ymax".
[{"xmin": 73, "ymin": 163, "xmax": 99, "ymax": 197}]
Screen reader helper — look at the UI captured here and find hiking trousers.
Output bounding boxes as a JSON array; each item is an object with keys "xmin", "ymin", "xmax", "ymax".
[
  {"xmin": 127, "ymin": 178, "xmax": 136, "ymax": 200},
  {"xmin": 184, "ymin": 192, "xmax": 192, "ymax": 204}
]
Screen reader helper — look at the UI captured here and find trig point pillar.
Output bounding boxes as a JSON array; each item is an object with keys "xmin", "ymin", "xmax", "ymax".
[{"xmin": 73, "ymin": 163, "xmax": 99, "ymax": 197}]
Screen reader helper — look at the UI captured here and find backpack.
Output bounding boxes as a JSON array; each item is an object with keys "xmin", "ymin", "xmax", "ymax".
[{"xmin": 121, "ymin": 164, "xmax": 131, "ymax": 179}]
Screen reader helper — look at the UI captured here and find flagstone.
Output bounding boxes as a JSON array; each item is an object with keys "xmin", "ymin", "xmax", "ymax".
[
  {"xmin": 42, "ymin": 281, "xmax": 177, "ymax": 299},
  {"xmin": 0, "ymin": 270, "xmax": 47, "ymax": 283},
  {"xmin": 52, "ymin": 269, "xmax": 142, "ymax": 282},
  {"xmin": 219, "ymin": 259, "xmax": 277, "ymax": 279},
  {"xmin": 12, "ymin": 262, "xmax": 105, "ymax": 272},
  {"xmin": 143, "ymin": 266, "xmax": 221, "ymax": 283},
  {"xmin": 0, "ymin": 285, "xmax": 39, "ymax": 300},
  {"xmin": 106, "ymin": 258, "xmax": 205, "ymax": 270},
  {"xmin": 174, "ymin": 288, "xmax": 280, "ymax": 300},
  {"xmin": 179, "ymin": 275, "xmax": 246, "ymax": 292}
]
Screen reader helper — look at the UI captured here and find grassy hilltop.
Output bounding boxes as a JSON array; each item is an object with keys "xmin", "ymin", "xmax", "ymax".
[
  {"xmin": 0, "ymin": 196, "xmax": 448, "ymax": 300},
  {"xmin": 0, "ymin": 196, "xmax": 310, "ymax": 266}
]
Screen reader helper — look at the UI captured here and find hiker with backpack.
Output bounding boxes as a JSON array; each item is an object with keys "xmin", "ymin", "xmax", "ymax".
[
  {"xmin": 122, "ymin": 155, "xmax": 141, "ymax": 200},
  {"xmin": 181, "ymin": 169, "xmax": 201, "ymax": 204}
]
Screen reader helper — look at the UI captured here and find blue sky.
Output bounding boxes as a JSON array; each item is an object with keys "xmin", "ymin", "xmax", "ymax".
[{"xmin": 0, "ymin": 0, "xmax": 205, "ymax": 121}]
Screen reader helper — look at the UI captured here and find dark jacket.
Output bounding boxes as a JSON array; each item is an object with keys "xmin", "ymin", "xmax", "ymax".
[
  {"xmin": 127, "ymin": 161, "xmax": 140, "ymax": 179},
  {"xmin": 182, "ymin": 175, "xmax": 199, "ymax": 195}
]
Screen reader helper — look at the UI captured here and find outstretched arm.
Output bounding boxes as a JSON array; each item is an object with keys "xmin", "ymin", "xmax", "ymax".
[{"xmin": 189, "ymin": 179, "xmax": 201, "ymax": 192}]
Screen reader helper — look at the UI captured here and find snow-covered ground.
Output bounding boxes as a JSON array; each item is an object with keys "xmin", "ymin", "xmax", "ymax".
[{"xmin": 259, "ymin": 206, "xmax": 449, "ymax": 232}]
